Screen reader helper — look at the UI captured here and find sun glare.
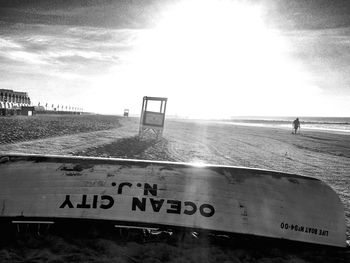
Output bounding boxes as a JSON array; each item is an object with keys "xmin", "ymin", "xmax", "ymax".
[
  {"xmin": 103, "ymin": 0, "xmax": 316, "ymax": 118},
  {"xmin": 190, "ymin": 160, "xmax": 207, "ymax": 167}
]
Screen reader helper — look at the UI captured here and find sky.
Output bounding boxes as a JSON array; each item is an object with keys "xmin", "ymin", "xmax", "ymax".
[{"xmin": 1, "ymin": 0, "xmax": 350, "ymax": 118}]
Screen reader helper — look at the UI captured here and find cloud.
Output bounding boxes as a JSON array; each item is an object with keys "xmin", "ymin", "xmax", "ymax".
[
  {"xmin": 0, "ymin": 0, "xmax": 163, "ymax": 29},
  {"xmin": 1, "ymin": 0, "xmax": 350, "ymax": 31},
  {"xmin": 0, "ymin": 24, "xmax": 137, "ymax": 73},
  {"xmin": 261, "ymin": 0, "xmax": 350, "ymax": 30},
  {"xmin": 0, "ymin": 23, "xmax": 141, "ymax": 107},
  {"xmin": 283, "ymin": 26, "xmax": 350, "ymax": 95}
]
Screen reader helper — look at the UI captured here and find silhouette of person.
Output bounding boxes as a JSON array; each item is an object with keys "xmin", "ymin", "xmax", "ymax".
[{"xmin": 292, "ymin": 118, "xmax": 300, "ymax": 134}]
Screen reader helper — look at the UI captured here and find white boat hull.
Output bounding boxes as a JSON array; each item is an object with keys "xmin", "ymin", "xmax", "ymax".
[{"xmin": 0, "ymin": 154, "xmax": 346, "ymax": 247}]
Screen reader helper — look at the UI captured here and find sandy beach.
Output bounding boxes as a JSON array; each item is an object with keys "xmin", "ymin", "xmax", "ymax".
[
  {"xmin": 0, "ymin": 116, "xmax": 349, "ymax": 262},
  {"xmin": 72, "ymin": 117, "xmax": 350, "ymax": 237}
]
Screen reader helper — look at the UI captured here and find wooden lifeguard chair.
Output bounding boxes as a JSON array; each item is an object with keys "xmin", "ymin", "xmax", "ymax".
[
  {"xmin": 123, "ymin": 109, "xmax": 129, "ymax": 117},
  {"xmin": 139, "ymin": 96, "xmax": 167, "ymax": 139}
]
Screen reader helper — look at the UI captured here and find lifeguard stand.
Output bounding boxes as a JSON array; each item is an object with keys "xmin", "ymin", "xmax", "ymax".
[
  {"xmin": 123, "ymin": 109, "xmax": 129, "ymax": 117},
  {"xmin": 139, "ymin": 96, "xmax": 167, "ymax": 139}
]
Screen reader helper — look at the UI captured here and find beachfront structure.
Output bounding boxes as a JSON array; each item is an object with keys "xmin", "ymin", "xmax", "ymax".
[
  {"xmin": 0, "ymin": 89, "xmax": 82, "ymax": 115},
  {"xmin": 139, "ymin": 96, "xmax": 168, "ymax": 138},
  {"xmin": 0, "ymin": 89, "xmax": 31, "ymax": 109},
  {"xmin": 124, "ymin": 109, "xmax": 129, "ymax": 117}
]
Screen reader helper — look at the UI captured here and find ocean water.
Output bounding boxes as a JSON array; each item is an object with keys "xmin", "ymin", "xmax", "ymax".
[{"xmin": 227, "ymin": 117, "xmax": 350, "ymax": 134}]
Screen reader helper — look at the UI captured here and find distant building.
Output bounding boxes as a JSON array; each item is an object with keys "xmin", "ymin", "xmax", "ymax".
[
  {"xmin": 0, "ymin": 89, "xmax": 31, "ymax": 115},
  {"xmin": 0, "ymin": 89, "xmax": 31, "ymax": 109}
]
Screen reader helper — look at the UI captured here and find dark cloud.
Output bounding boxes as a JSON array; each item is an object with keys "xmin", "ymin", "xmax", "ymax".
[
  {"xmin": 1, "ymin": 0, "xmax": 350, "ymax": 30},
  {"xmin": 0, "ymin": 0, "xmax": 162, "ymax": 28},
  {"xmin": 284, "ymin": 26, "xmax": 350, "ymax": 94},
  {"xmin": 262, "ymin": 0, "xmax": 350, "ymax": 30}
]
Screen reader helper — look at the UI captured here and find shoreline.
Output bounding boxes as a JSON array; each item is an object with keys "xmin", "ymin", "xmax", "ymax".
[{"xmin": 213, "ymin": 120, "xmax": 350, "ymax": 136}]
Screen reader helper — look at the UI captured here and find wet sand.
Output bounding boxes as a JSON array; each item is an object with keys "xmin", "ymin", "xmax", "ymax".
[{"xmin": 0, "ymin": 116, "xmax": 349, "ymax": 262}]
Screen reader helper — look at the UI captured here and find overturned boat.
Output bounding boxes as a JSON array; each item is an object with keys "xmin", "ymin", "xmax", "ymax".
[{"xmin": 0, "ymin": 154, "xmax": 346, "ymax": 247}]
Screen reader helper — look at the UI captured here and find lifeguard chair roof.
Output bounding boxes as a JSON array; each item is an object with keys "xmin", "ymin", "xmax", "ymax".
[{"xmin": 143, "ymin": 96, "xmax": 167, "ymax": 101}]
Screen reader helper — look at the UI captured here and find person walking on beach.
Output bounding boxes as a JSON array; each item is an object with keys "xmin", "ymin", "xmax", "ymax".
[{"xmin": 292, "ymin": 118, "xmax": 300, "ymax": 134}]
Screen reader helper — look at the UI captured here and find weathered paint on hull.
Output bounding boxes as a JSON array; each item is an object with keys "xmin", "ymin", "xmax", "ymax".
[{"xmin": 0, "ymin": 154, "xmax": 346, "ymax": 247}]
